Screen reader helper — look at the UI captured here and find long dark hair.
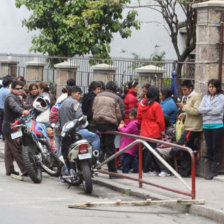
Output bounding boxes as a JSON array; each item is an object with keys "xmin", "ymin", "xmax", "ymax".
[
  {"xmin": 39, "ymin": 82, "xmax": 49, "ymax": 93},
  {"xmin": 123, "ymin": 80, "xmax": 139, "ymax": 98},
  {"xmin": 161, "ymin": 87, "xmax": 173, "ymax": 99},
  {"xmin": 207, "ymin": 79, "xmax": 223, "ymax": 95},
  {"xmin": 145, "ymin": 86, "xmax": 160, "ymax": 105}
]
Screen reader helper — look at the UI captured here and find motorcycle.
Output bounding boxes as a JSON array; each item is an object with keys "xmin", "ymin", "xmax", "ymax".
[
  {"xmin": 60, "ymin": 116, "xmax": 99, "ymax": 194},
  {"xmin": 10, "ymin": 110, "xmax": 62, "ymax": 183}
]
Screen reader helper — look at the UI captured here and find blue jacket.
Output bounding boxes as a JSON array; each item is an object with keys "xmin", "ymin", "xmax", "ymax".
[
  {"xmin": 0, "ymin": 87, "xmax": 10, "ymax": 109},
  {"xmin": 160, "ymin": 97, "xmax": 177, "ymax": 124}
]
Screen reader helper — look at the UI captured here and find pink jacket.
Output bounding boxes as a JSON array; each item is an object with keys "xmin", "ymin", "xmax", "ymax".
[{"xmin": 119, "ymin": 120, "xmax": 140, "ymax": 156}]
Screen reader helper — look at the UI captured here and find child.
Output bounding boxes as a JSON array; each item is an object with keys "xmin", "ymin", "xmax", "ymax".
[
  {"xmin": 118, "ymin": 108, "xmax": 140, "ymax": 173},
  {"xmin": 46, "ymin": 126, "xmax": 58, "ymax": 154}
]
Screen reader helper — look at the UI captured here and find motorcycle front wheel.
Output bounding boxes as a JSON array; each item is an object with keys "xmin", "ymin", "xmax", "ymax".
[
  {"xmin": 80, "ymin": 160, "xmax": 93, "ymax": 194},
  {"xmin": 22, "ymin": 145, "xmax": 42, "ymax": 183}
]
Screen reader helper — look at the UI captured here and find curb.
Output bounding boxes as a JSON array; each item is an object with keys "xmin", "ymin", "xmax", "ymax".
[{"xmin": 93, "ymin": 177, "xmax": 224, "ymax": 224}]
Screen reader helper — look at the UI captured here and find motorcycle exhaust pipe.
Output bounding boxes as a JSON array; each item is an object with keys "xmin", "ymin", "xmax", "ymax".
[{"xmin": 92, "ymin": 150, "xmax": 99, "ymax": 158}]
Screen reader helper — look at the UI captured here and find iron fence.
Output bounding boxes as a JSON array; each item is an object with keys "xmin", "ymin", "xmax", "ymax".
[{"xmin": 0, "ymin": 53, "xmax": 195, "ymax": 94}]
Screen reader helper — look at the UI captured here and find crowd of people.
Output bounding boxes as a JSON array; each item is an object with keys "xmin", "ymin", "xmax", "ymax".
[{"xmin": 0, "ymin": 75, "xmax": 223, "ymax": 181}]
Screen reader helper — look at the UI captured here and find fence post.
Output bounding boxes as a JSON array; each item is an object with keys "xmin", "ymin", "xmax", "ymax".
[
  {"xmin": 54, "ymin": 61, "xmax": 79, "ymax": 97},
  {"xmin": 0, "ymin": 59, "xmax": 19, "ymax": 78},
  {"xmin": 135, "ymin": 65, "xmax": 165, "ymax": 94},
  {"xmin": 192, "ymin": 152, "xmax": 197, "ymax": 199},
  {"xmin": 92, "ymin": 63, "xmax": 117, "ymax": 83},
  {"xmin": 138, "ymin": 144, "xmax": 143, "ymax": 188},
  {"xmin": 25, "ymin": 60, "xmax": 46, "ymax": 86}
]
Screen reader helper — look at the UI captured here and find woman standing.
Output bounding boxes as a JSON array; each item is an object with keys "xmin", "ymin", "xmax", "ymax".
[
  {"xmin": 24, "ymin": 83, "xmax": 39, "ymax": 109},
  {"xmin": 160, "ymin": 87, "xmax": 177, "ymax": 125},
  {"xmin": 198, "ymin": 79, "xmax": 224, "ymax": 180},
  {"xmin": 123, "ymin": 80, "xmax": 139, "ymax": 124},
  {"xmin": 137, "ymin": 86, "xmax": 165, "ymax": 173}
]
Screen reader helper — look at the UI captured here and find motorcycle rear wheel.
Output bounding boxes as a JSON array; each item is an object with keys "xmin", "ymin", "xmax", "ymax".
[
  {"xmin": 60, "ymin": 164, "xmax": 82, "ymax": 186},
  {"xmin": 80, "ymin": 160, "xmax": 93, "ymax": 194},
  {"xmin": 22, "ymin": 145, "xmax": 42, "ymax": 183}
]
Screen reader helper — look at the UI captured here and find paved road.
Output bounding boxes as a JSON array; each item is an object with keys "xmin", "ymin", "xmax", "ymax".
[{"xmin": 0, "ymin": 158, "xmax": 217, "ymax": 224}]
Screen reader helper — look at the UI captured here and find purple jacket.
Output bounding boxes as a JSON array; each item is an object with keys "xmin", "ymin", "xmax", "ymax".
[{"xmin": 119, "ymin": 120, "xmax": 140, "ymax": 156}]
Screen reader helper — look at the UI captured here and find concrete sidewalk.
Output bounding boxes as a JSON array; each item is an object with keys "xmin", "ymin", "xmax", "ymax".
[{"xmin": 1, "ymin": 139, "xmax": 224, "ymax": 223}]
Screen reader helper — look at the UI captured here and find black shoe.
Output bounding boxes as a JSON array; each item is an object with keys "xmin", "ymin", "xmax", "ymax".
[
  {"xmin": 21, "ymin": 171, "xmax": 28, "ymax": 177},
  {"xmin": 6, "ymin": 171, "xmax": 20, "ymax": 176},
  {"xmin": 11, "ymin": 171, "xmax": 20, "ymax": 176},
  {"xmin": 205, "ymin": 171, "xmax": 217, "ymax": 180}
]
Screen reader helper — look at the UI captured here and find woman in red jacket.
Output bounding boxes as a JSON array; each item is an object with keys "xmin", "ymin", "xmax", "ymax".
[
  {"xmin": 137, "ymin": 86, "xmax": 165, "ymax": 174},
  {"xmin": 124, "ymin": 80, "xmax": 139, "ymax": 124}
]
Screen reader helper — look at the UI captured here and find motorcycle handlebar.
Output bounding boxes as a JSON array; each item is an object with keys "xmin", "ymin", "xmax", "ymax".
[{"xmin": 11, "ymin": 109, "xmax": 33, "ymax": 128}]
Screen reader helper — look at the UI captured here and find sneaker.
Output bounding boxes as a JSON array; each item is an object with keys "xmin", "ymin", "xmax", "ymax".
[
  {"xmin": 158, "ymin": 171, "xmax": 171, "ymax": 177},
  {"xmin": 148, "ymin": 171, "xmax": 158, "ymax": 176}
]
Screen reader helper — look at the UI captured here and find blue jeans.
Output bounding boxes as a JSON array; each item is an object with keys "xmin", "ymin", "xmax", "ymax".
[
  {"xmin": 78, "ymin": 129, "xmax": 100, "ymax": 152},
  {"xmin": 55, "ymin": 134, "xmax": 62, "ymax": 157},
  {"xmin": 122, "ymin": 153, "xmax": 138, "ymax": 173}
]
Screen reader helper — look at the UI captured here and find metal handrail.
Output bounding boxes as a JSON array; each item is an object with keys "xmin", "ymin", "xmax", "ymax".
[
  {"xmin": 96, "ymin": 131, "xmax": 197, "ymax": 199},
  {"xmin": 96, "ymin": 139, "xmax": 191, "ymax": 192}
]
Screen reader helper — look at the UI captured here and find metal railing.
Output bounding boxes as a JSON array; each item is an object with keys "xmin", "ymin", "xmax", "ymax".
[
  {"xmin": 0, "ymin": 53, "xmax": 196, "ymax": 92},
  {"xmin": 95, "ymin": 131, "xmax": 197, "ymax": 199}
]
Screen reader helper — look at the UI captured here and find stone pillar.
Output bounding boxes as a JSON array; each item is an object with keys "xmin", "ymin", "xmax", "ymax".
[
  {"xmin": 54, "ymin": 61, "xmax": 78, "ymax": 97},
  {"xmin": 92, "ymin": 63, "xmax": 117, "ymax": 83},
  {"xmin": 193, "ymin": 0, "xmax": 224, "ymax": 94},
  {"xmin": 135, "ymin": 65, "xmax": 165, "ymax": 94},
  {"xmin": 25, "ymin": 61, "xmax": 46, "ymax": 86},
  {"xmin": 193, "ymin": 0, "xmax": 224, "ymax": 175},
  {"xmin": 0, "ymin": 59, "xmax": 19, "ymax": 78}
]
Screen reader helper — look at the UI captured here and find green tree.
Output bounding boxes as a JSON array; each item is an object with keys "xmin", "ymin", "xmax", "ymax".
[{"xmin": 15, "ymin": 0, "xmax": 140, "ymax": 60}]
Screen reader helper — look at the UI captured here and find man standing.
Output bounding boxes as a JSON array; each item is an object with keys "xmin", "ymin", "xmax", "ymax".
[
  {"xmin": 0, "ymin": 76, "xmax": 13, "ymax": 140},
  {"xmin": 59, "ymin": 86, "xmax": 100, "ymax": 170},
  {"xmin": 92, "ymin": 81, "xmax": 125, "ymax": 178},
  {"xmin": 176, "ymin": 80, "xmax": 203, "ymax": 177},
  {"xmin": 3, "ymin": 80, "xmax": 29, "ymax": 176}
]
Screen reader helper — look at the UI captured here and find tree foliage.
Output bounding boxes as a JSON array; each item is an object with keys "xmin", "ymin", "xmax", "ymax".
[
  {"xmin": 126, "ymin": 1, "xmax": 205, "ymax": 68},
  {"xmin": 15, "ymin": 0, "xmax": 140, "ymax": 59},
  {"xmin": 154, "ymin": 0, "xmax": 202, "ymax": 62}
]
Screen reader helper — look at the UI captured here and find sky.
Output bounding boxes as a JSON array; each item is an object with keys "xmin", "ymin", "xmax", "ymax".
[{"xmin": 0, "ymin": 0, "xmax": 183, "ymax": 60}]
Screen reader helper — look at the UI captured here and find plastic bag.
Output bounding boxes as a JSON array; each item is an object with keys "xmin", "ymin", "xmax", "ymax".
[{"xmin": 175, "ymin": 120, "xmax": 184, "ymax": 142}]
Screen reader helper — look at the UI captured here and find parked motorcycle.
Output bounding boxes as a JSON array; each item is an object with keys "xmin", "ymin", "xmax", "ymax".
[
  {"xmin": 10, "ymin": 109, "xmax": 62, "ymax": 183},
  {"xmin": 60, "ymin": 116, "xmax": 99, "ymax": 194}
]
